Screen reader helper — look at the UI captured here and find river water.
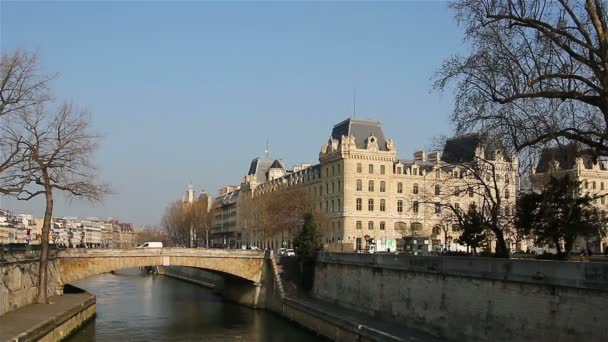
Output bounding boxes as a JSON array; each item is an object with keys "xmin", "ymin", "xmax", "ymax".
[{"xmin": 66, "ymin": 268, "xmax": 325, "ymax": 341}]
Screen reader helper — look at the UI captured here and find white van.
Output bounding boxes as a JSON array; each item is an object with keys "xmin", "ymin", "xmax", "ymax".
[{"xmin": 138, "ymin": 242, "xmax": 163, "ymax": 248}]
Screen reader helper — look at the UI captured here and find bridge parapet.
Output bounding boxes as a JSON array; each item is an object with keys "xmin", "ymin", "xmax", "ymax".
[{"xmin": 58, "ymin": 248, "xmax": 265, "ymax": 259}]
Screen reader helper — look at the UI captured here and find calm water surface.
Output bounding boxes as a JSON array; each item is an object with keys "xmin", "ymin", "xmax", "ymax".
[{"xmin": 66, "ymin": 269, "xmax": 325, "ymax": 342}]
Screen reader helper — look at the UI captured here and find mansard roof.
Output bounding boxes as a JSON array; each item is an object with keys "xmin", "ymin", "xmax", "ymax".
[
  {"xmin": 247, "ymin": 157, "xmax": 275, "ymax": 183},
  {"xmin": 441, "ymin": 133, "xmax": 506, "ymax": 163},
  {"xmin": 535, "ymin": 144, "xmax": 594, "ymax": 173},
  {"xmin": 331, "ymin": 118, "xmax": 388, "ymax": 151}
]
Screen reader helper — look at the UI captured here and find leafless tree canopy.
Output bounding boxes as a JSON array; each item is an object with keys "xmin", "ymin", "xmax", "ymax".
[
  {"xmin": 0, "ymin": 50, "xmax": 52, "ymax": 194},
  {"xmin": 161, "ymin": 195, "xmax": 211, "ymax": 248},
  {"xmin": 436, "ymin": 0, "xmax": 608, "ymax": 157}
]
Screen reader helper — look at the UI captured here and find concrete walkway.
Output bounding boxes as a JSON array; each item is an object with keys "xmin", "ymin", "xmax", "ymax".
[
  {"xmin": 289, "ymin": 296, "xmax": 441, "ymax": 342},
  {"xmin": 0, "ymin": 293, "xmax": 94, "ymax": 341}
]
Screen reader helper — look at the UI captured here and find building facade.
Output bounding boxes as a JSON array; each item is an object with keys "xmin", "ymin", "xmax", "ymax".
[{"xmin": 236, "ymin": 118, "xmax": 518, "ymax": 252}]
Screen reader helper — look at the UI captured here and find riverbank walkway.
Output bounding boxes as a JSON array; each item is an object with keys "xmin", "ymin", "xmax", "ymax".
[{"xmin": 0, "ymin": 293, "xmax": 94, "ymax": 341}]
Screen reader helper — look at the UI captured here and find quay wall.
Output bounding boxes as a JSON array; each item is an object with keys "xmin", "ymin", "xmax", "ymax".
[
  {"xmin": 314, "ymin": 252, "xmax": 608, "ymax": 342},
  {"xmin": 0, "ymin": 251, "xmax": 60, "ymax": 317}
]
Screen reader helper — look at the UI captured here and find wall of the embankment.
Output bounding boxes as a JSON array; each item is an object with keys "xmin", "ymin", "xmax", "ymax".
[
  {"xmin": 0, "ymin": 251, "xmax": 60, "ymax": 317},
  {"xmin": 314, "ymin": 252, "xmax": 608, "ymax": 342}
]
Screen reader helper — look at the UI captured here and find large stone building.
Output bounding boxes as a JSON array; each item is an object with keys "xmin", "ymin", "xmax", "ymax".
[
  {"xmin": 210, "ymin": 185, "xmax": 240, "ymax": 248},
  {"xmin": 234, "ymin": 118, "xmax": 518, "ymax": 252},
  {"xmin": 530, "ymin": 145, "xmax": 608, "ymax": 253}
]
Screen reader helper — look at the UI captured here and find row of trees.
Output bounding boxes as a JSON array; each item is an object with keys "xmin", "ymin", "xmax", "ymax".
[
  {"xmin": 161, "ymin": 195, "xmax": 211, "ymax": 247},
  {"xmin": 1, "ymin": 50, "xmax": 107, "ymax": 303},
  {"xmin": 239, "ymin": 187, "xmax": 326, "ymax": 247}
]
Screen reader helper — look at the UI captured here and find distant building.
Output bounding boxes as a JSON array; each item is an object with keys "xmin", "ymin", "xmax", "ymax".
[
  {"xmin": 210, "ymin": 186, "xmax": 240, "ymax": 248},
  {"xmin": 530, "ymin": 144, "xmax": 608, "ymax": 253}
]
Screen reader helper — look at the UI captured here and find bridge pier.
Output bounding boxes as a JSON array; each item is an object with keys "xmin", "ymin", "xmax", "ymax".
[{"xmin": 219, "ymin": 275, "xmax": 264, "ymax": 308}]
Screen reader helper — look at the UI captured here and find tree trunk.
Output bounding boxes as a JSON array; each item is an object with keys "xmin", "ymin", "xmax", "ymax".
[
  {"xmin": 37, "ymin": 171, "xmax": 53, "ymax": 304},
  {"xmin": 493, "ymin": 230, "xmax": 510, "ymax": 258}
]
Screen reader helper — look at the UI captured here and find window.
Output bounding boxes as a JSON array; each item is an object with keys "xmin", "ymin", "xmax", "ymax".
[
  {"xmin": 602, "ymin": 182, "xmax": 605, "ymax": 190},
  {"xmin": 593, "ymin": 181, "xmax": 597, "ymax": 189},
  {"xmin": 397, "ymin": 200, "xmax": 403, "ymax": 213},
  {"xmin": 337, "ymin": 199, "xmax": 341, "ymax": 211},
  {"xmin": 325, "ymin": 168, "xmax": 328, "ymax": 178},
  {"xmin": 397, "ymin": 182, "xmax": 403, "ymax": 193},
  {"xmin": 332, "ymin": 182, "xmax": 335, "ymax": 193},
  {"xmin": 435, "ymin": 170, "xmax": 440, "ymax": 179},
  {"xmin": 397, "ymin": 167, "xmax": 402, "ymax": 174},
  {"xmin": 338, "ymin": 180, "xmax": 341, "ymax": 192},
  {"xmin": 368, "ymin": 180, "xmax": 374, "ymax": 192},
  {"xmin": 468, "ymin": 188, "xmax": 474, "ymax": 197},
  {"xmin": 413, "ymin": 183, "xmax": 419, "ymax": 194},
  {"xmin": 505, "ymin": 174, "xmax": 510, "ymax": 184},
  {"xmin": 357, "ymin": 179, "xmax": 362, "ymax": 191},
  {"xmin": 453, "ymin": 170, "xmax": 459, "ymax": 178},
  {"xmin": 368, "ymin": 198, "xmax": 374, "ymax": 211},
  {"xmin": 326, "ymin": 183, "xmax": 328, "ymax": 194},
  {"xmin": 356, "ymin": 198, "xmax": 362, "ymax": 211},
  {"xmin": 356, "ymin": 221, "xmax": 362, "ymax": 230},
  {"xmin": 368, "ymin": 221, "xmax": 374, "ymax": 230},
  {"xmin": 380, "ymin": 199, "xmax": 386, "ymax": 211},
  {"xmin": 380, "ymin": 165, "xmax": 385, "ymax": 174},
  {"xmin": 602, "ymin": 197, "xmax": 606, "ymax": 205},
  {"xmin": 320, "ymin": 185, "xmax": 323, "ymax": 196},
  {"xmin": 435, "ymin": 185, "xmax": 441, "ymax": 195},
  {"xmin": 331, "ymin": 200, "xmax": 334, "ymax": 212},
  {"xmin": 505, "ymin": 189, "xmax": 510, "ymax": 199},
  {"xmin": 413, "ymin": 201, "xmax": 419, "ymax": 214},
  {"xmin": 435, "ymin": 203, "xmax": 441, "ymax": 214},
  {"xmin": 332, "ymin": 165, "xmax": 335, "ymax": 176},
  {"xmin": 380, "ymin": 181, "xmax": 386, "ymax": 192},
  {"xmin": 455, "ymin": 203, "xmax": 460, "ymax": 210},
  {"xmin": 337, "ymin": 164, "xmax": 340, "ymax": 174},
  {"xmin": 325, "ymin": 201, "xmax": 329, "ymax": 213},
  {"xmin": 369, "ymin": 164, "xmax": 374, "ymax": 174},
  {"xmin": 585, "ymin": 180, "xmax": 589, "ymax": 189},
  {"xmin": 380, "ymin": 221, "xmax": 385, "ymax": 230},
  {"xmin": 357, "ymin": 163, "xmax": 362, "ymax": 173}
]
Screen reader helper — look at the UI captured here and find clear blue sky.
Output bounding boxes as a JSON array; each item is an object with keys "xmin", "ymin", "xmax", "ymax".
[{"xmin": 0, "ymin": 1, "xmax": 465, "ymax": 226}]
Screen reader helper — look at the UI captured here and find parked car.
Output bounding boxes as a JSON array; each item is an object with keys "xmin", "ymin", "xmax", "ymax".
[{"xmin": 137, "ymin": 242, "xmax": 163, "ymax": 248}]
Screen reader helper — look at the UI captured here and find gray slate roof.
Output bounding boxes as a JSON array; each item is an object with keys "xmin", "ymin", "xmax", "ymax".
[
  {"xmin": 247, "ymin": 157, "xmax": 275, "ymax": 183},
  {"xmin": 535, "ymin": 144, "xmax": 594, "ymax": 173},
  {"xmin": 331, "ymin": 118, "xmax": 388, "ymax": 151}
]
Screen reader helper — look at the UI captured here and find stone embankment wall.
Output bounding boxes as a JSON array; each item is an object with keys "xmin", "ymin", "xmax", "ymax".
[
  {"xmin": 0, "ymin": 251, "xmax": 60, "ymax": 317},
  {"xmin": 314, "ymin": 252, "xmax": 608, "ymax": 342}
]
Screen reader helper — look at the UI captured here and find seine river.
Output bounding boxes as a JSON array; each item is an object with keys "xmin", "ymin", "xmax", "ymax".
[{"xmin": 66, "ymin": 268, "xmax": 325, "ymax": 341}]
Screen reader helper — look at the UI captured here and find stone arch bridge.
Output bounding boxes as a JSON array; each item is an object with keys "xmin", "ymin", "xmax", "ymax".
[{"xmin": 56, "ymin": 248, "xmax": 270, "ymax": 307}]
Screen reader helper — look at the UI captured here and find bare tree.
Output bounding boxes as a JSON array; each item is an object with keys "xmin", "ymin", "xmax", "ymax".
[
  {"xmin": 162, "ymin": 201, "xmax": 190, "ymax": 247},
  {"xmin": 13, "ymin": 101, "xmax": 108, "ymax": 303},
  {"xmin": 436, "ymin": 0, "xmax": 608, "ymax": 157},
  {"xmin": 0, "ymin": 50, "xmax": 52, "ymax": 194}
]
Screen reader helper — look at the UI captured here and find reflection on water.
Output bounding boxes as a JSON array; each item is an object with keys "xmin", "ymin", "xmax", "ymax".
[{"xmin": 66, "ymin": 268, "xmax": 325, "ymax": 342}]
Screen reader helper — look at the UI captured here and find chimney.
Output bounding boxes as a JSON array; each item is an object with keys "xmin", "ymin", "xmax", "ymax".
[
  {"xmin": 428, "ymin": 152, "xmax": 441, "ymax": 164},
  {"xmin": 413, "ymin": 151, "xmax": 426, "ymax": 162}
]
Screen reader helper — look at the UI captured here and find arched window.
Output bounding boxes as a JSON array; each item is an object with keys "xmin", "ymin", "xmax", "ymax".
[
  {"xmin": 380, "ymin": 199, "xmax": 386, "ymax": 211},
  {"xmin": 380, "ymin": 181, "xmax": 386, "ymax": 192},
  {"xmin": 413, "ymin": 201, "xmax": 419, "ymax": 213},
  {"xmin": 369, "ymin": 164, "xmax": 374, "ymax": 174},
  {"xmin": 380, "ymin": 165, "xmax": 386, "ymax": 174},
  {"xmin": 356, "ymin": 179, "xmax": 362, "ymax": 191},
  {"xmin": 368, "ymin": 198, "xmax": 374, "ymax": 211},
  {"xmin": 505, "ymin": 189, "xmax": 510, "ymax": 199},
  {"xmin": 397, "ymin": 200, "xmax": 403, "ymax": 213},
  {"xmin": 435, "ymin": 184, "xmax": 441, "ymax": 195},
  {"xmin": 413, "ymin": 183, "xmax": 419, "ymax": 194},
  {"xmin": 397, "ymin": 182, "xmax": 403, "ymax": 193},
  {"xmin": 411, "ymin": 222, "xmax": 423, "ymax": 234},
  {"xmin": 368, "ymin": 180, "xmax": 374, "ymax": 192},
  {"xmin": 356, "ymin": 198, "xmax": 362, "ymax": 211},
  {"xmin": 432, "ymin": 226, "xmax": 441, "ymax": 236}
]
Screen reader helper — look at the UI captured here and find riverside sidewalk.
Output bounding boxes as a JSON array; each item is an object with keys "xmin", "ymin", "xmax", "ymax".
[
  {"xmin": 0, "ymin": 293, "xmax": 95, "ymax": 342},
  {"xmin": 286, "ymin": 295, "xmax": 441, "ymax": 342}
]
